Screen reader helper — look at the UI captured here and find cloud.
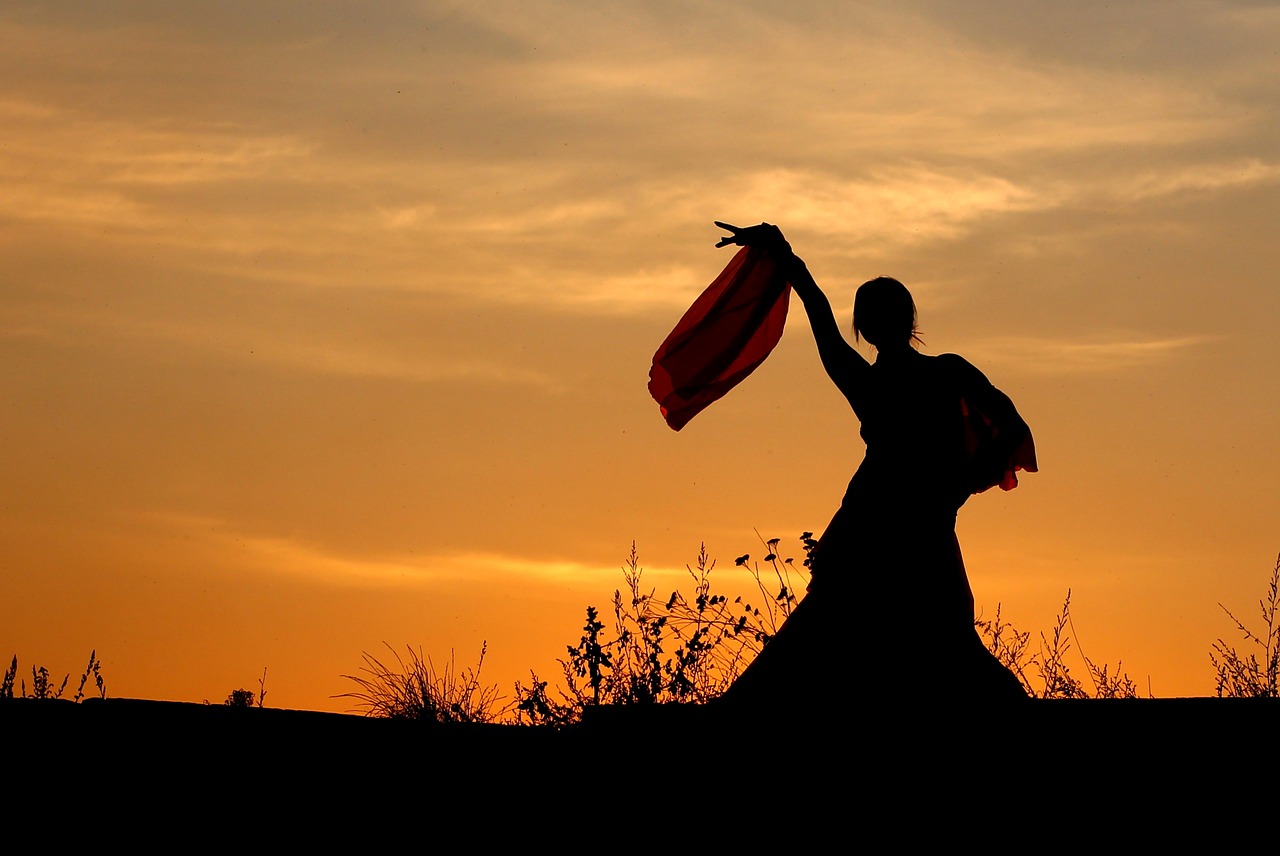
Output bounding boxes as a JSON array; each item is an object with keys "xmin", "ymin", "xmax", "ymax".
[
  {"xmin": 1106, "ymin": 159, "xmax": 1280, "ymax": 202},
  {"xmin": 250, "ymin": 342, "xmax": 559, "ymax": 387},
  {"xmin": 728, "ymin": 167, "xmax": 1044, "ymax": 246},
  {"xmin": 6, "ymin": 9, "xmax": 1271, "ymax": 256},
  {"xmin": 106, "ymin": 136, "xmax": 315, "ymax": 186},
  {"xmin": 143, "ymin": 511, "xmax": 686, "ymax": 589},
  {"xmin": 0, "ymin": 96, "xmax": 314, "ymax": 232},
  {"xmin": 967, "ymin": 334, "xmax": 1215, "ymax": 374},
  {"xmin": 54, "ymin": 321, "xmax": 556, "ymax": 390},
  {"xmin": 568, "ymin": 265, "xmax": 707, "ymax": 312},
  {"xmin": 4, "ymin": 2, "xmax": 1276, "ymax": 317}
]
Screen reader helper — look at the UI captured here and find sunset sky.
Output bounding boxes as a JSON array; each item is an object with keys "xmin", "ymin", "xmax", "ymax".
[{"xmin": 4, "ymin": 1, "xmax": 1279, "ymax": 710}]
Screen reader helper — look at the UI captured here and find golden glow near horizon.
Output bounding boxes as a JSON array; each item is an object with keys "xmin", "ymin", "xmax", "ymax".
[{"xmin": 3, "ymin": 1, "xmax": 1279, "ymax": 709}]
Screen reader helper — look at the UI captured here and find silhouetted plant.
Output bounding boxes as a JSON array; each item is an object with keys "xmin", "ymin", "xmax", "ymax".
[
  {"xmin": 225, "ymin": 688, "xmax": 256, "ymax": 707},
  {"xmin": 513, "ymin": 551, "xmax": 676, "ymax": 726},
  {"xmin": 73, "ymin": 651, "xmax": 107, "ymax": 702},
  {"xmin": 663, "ymin": 533, "xmax": 808, "ymax": 690},
  {"xmin": 27, "ymin": 664, "xmax": 67, "ymax": 700},
  {"xmin": 975, "ymin": 603, "xmax": 1035, "ymax": 692},
  {"xmin": 1211, "ymin": 553, "xmax": 1280, "ymax": 698},
  {"xmin": 1036, "ymin": 591, "xmax": 1091, "ymax": 699},
  {"xmin": 513, "ymin": 536, "xmax": 810, "ymax": 725},
  {"xmin": 1088, "ymin": 661, "xmax": 1141, "ymax": 699},
  {"xmin": 978, "ymin": 592, "xmax": 1139, "ymax": 699},
  {"xmin": 338, "ymin": 642, "xmax": 502, "ymax": 723},
  {"xmin": 225, "ymin": 667, "xmax": 270, "ymax": 708},
  {"xmin": 0, "ymin": 651, "xmax": 106, "ymax": 701}
]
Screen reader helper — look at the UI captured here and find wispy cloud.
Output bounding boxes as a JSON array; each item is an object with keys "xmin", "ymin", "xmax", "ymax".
[
  {"xmin": 968, "ymin": 334, "xmax": 1216, "ymax": 374},
  {"xmin": 106, "ymin": 137, "xmax": 315, "ymax": 186},
  {"xmin": 1106, "ymin": 159, "xmax": 1280, "ymax": 202},
  {"xmin": 145, "ymin": 511, "xmax": 683, "ymax": 588},
  {"xmin": 254, "ymin": 343, "xmax": 559, "ymax": 388},
  {"xmin": 727, "ymin": 167, "xmax": 1044, "ymax": 246}
]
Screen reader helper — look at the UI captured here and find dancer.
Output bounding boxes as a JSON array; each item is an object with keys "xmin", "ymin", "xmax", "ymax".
[{"xmin": 712, "ymin": 222, "xmax": 1036, "ymax": 707}]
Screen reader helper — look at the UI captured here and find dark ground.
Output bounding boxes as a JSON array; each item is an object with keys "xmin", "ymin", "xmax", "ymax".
[{"xmin": 7, "ymin": 696, "xmax": 1273, "ymax": 838}]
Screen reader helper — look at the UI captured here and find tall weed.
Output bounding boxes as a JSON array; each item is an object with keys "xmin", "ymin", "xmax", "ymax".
[
  {"xmin": 978, "ymin": 592, "xmax": 1140, "ymax": 699},
  {"xmin": 0, "ymin": 651, "xmax": 106, "ymax": 701},
  {"xmin": 1211, "ymin": 552, "xmax": 1280, "ymax": 698}
]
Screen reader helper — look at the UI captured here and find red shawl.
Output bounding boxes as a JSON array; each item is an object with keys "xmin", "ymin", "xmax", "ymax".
[{"xmin": 648, "ymin": 247, "xmax": 791, "ymax": 431}]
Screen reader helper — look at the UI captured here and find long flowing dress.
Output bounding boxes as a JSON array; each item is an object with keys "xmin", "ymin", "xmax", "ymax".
[{"xmin": 716, "ymin": 261, "xmax": 1036, "ymax": 707}]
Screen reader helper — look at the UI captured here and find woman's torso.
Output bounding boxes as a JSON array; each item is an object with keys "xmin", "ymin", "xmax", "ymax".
[{"xmin": 844, "ymin": 350, "xmax": 972, "ymax": 520}]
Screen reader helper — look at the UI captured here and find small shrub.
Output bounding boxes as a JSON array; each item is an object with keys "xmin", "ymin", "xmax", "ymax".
[
  {"xmin": 1211, "ymin": 553, "xmax": 1280, "ymax": 698},
  {"xmin": 225, "ymin": 688, "xmax": 256, "ymax": 707},
  {"xmin": 338, "ymin": 642, "xmax": 502, "ymax": 723},
  {"xmin": 219, "ymin": 669, "xmax": 267, "ymax": 707}
]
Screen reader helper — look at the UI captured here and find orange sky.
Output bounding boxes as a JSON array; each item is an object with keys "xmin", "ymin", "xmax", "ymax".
[{"xmin": 3, "ymin": 1, "xmax": 1279, "ymax": 710}]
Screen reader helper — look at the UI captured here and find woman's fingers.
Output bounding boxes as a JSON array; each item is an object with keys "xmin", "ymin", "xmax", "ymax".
[
  {"xmin": 714, "ymin": 221, "xmax": 742, "ymax": 247},
  {"xmin": 715, "ymin": 221, "xmax": 786, "ymax": 249}
]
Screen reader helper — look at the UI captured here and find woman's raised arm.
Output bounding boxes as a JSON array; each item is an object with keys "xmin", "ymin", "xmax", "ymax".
[{"xmin": 715, "ymin": 222, "xmax": 867, "ymax": 404}]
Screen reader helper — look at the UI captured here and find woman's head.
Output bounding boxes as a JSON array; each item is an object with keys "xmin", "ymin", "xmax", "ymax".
[{"xmin": 853, "ymin": 276, "xmax": 921, "ymax": 349}]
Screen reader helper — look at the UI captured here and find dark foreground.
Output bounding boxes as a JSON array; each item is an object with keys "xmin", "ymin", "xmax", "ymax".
[{"xmin": 8, "ymin": 696, "xmax": 1274, "ymax": 836}]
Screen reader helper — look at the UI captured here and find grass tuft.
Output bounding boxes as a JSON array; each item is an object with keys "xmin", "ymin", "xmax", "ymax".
[{"xmin": 337, "ymin": 642, "xmax": 502, "ymax": 723}]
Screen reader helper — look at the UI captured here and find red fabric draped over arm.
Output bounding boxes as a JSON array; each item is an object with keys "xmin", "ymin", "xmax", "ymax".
[
  {"xmin": 960, "ymin": 391, "xmax": 1039, "ymax": 492},
  {"xmin": 648, "ymin": 247, "xmax": 791, "ymax": 431}
]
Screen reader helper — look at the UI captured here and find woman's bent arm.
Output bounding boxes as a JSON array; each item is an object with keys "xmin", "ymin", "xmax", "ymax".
[{"xmin": 778, "ymin": 250, "xmax": 868, "ymax": 404}]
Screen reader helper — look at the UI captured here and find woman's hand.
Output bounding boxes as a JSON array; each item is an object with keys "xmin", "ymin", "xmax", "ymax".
[{"xmin": 714, "ymin": 221, "xmax": 790, "ymax": 254}]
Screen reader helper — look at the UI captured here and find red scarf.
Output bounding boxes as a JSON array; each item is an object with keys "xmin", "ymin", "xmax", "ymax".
[{"xmin": 648, "ymin": 247, "xmax": 791, "ymax": 431}]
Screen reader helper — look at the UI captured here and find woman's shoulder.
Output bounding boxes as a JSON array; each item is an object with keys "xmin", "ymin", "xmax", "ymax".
[
  {"xmin": 924, "ymin": 353, "xmax": 1010, "ymax": 400},
  {"xmin": 931, "ymin": 352, "xmax": 973, "ymax": 367},
  {"xmin": 929, "ymin": 352, "xmax": 987, "ymax": 381}
]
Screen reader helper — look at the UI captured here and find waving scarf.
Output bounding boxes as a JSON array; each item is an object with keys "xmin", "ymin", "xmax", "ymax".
[{"xmin": 648, "ymin": 247, "xmax": 791, "ymax": 431}]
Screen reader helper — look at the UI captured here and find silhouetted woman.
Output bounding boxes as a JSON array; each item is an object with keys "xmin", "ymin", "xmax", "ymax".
[{"xmin": 714, "ymin": 222, "xmax": 1035, "ymax": 707}]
